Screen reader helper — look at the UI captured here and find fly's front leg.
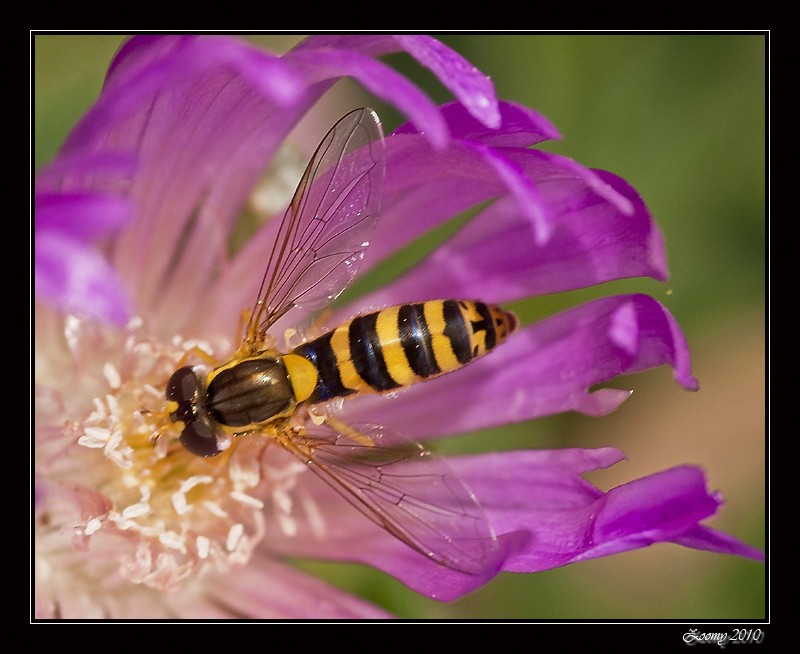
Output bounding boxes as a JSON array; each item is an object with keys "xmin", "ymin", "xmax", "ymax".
[{"xmin": 175, "ymin": 344, "xmax": 219, "ymax": 369}]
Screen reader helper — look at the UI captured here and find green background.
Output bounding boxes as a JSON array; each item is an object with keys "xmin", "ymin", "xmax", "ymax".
[{"xmin": 34, "ymin": 33, "xmax": 766, "ymax": 621}]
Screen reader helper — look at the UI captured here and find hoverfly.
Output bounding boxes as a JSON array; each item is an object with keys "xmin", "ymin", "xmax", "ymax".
[{"xmin": 165, "ymin": 108, "xmax": 516, "ymax": 575}]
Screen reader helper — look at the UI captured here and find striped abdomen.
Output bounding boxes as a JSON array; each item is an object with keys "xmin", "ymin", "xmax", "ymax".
[{"xmin": 292, "ymin": 300, "xmax": 518, "ymax": 404}]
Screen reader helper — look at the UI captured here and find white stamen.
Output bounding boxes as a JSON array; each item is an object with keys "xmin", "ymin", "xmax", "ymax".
[
  {"xmin": 105, "ymin": 393, "xmax": 119, "ymax": 415},
  {"xmin": 126, "ymin": 542, "xmax": 153, "ymax": 580},
  {"xmin": 231, "ymin": 491, "xmax": 264, "ymax": 510},
  {"xmin": 154, "ymin": 434, "xmax": 169, "ymax": 458},
  {"xmin": 274, "ymin": 489, "xmax": 292, "ymax": 515},
  {"xmin": 64, "ymin": 315, "xmax": 82, "ymax": 353},
  {"xmin": 121, "ymin": 473, "xmax": 140, "ymax": 489},
  {"xmin": 263, "ymin": 459, "xmax": 306, "ymax": 483},
  {"xmin": 278, "ymin": 512, "xmax": 298, "ymax": 537},
  {"xmin": 196, "ymin": 536, "xmax": 210, "ymax": 559},
  {"xmin": 122, "ymin": 502, "xmax": 150, "ymax": 519},
  {"xmin": 172, "ymin": 492, "xmax": 189, "ymax": 516},
  {"xmin": 91, "ymin": 397, "xmax": 106, "ymax": 416},
  {"xmin": 115, "ymin": 518, "xmax": 137, "ymax": 531},
  {"xmin": 103, "ymin": 429, "xmax": 123, "ymax": 455},
  {"xmin": 301, "ymin": 494, "xmax": 327, "ymax": 539},
  {"xmin": 107, "ymin": 443, "xmax": 134, "ymax": 469},
  {"xmin": 142, "ymin": 383, "xmax": 161, "ymax": 398},
  {"xmin": 103, "ymin": 363, "xmax": 121, "ymax": 389},
  {"xmin": 226, "ymin": 523, "xmax": 244, "ymax": 551},
  {"xmin": 84, "ymin": 517, "xmax": 103, "ymax": 535},
  {"xmin": 78, "ymin": 427, "xmax": 110, "ymax": 448},
  {"xmin": 170, "ymin": 475, "xmax": 214, "ymax": 515},
  {"xmin": 180, "ymin": 475, "xmax": 213, "ymax": 493},
  {"xmin": 203, "ymin": 501, "xmax": 228, "ymax": 518},
  {"xmin": 230, "ymin": 457, "xmax": 261, "ymax": 489},
  {"xmin": 159, "ymin": 530, "xmax": 186, "ymax": 551}
]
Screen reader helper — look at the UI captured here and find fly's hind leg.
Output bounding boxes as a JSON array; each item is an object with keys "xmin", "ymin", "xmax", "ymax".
[{"xmin": 319, "ymin": 413, "xmax": 377, "ymax": 448}]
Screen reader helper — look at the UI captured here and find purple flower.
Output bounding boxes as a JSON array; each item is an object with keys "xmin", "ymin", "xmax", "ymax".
[{"xmin": 34, "ymin": 35, "xmax": 762, "ymax": 619}]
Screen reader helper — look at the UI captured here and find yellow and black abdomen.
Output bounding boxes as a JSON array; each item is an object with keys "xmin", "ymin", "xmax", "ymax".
[{"xmin": 293, "ymin": 300, "xmax": 518, "ymax": 404}]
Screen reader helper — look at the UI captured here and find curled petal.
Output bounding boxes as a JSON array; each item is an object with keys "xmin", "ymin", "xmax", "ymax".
[
  {"xmin": 259, "ymin": 447, "xmax": 761, "ymax": 601},
  {"xmin": 669, "ymin": 526, "xmax": 765, "ymax": 561},
  {"xmin": 341, "ymin": 294, "xmax": 698, "ymax": 439},
  {"xmin": 395, "ymin": 100, "xmax": 560, "ymax": 147},
  {"xmin": 295, "ymin": 35, "xmax": 500, "ymax": 129},
  {"xmin": 446, "ymin": 450, "xmax": 764, "ymax": 571},
  {"xmin": 284, "ymin": 47, "xmax": 450, "ymax": 149},
  {"xmin": 360, "ymin": 109, "xmax": 657, "ymax": 273}
]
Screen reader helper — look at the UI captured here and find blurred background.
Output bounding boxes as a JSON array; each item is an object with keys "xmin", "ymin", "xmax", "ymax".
[{"xmin": 33, "ymin": 34, "xmax": 766, "ymax": 620}]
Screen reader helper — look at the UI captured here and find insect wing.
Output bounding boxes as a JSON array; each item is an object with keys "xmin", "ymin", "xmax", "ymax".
[
  {"xmin": 279, "ymin": 422, "xmax": 500, "ymax": 576},
  {"xmin": 248, "ymin": 108, "xmax": 385, "ymax": 342}
]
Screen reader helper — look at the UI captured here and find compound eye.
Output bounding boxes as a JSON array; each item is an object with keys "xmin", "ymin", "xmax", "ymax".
[
  {"xmin": 166, "ymin": 366, "xmax": 202, "ymax": 424},
  {"xmin": 179, "ymin": 419, "xmax": 228, "ymax": 458},
  {"xmin": 166, "ymin": 366, "xmax": 199, "ymax": 404}
]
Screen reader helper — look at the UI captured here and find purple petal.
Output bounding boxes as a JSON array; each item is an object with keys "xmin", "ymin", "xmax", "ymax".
[
  {"xmin": 284, "ymin": 46, "xmax": 450, "ymax": 149},
  {"xmin": 39, "ymin": 36, "xmax": 504, "ymax": 337},
  {"xmin": 35, "ymin": 230, "xmax": 131, "ymax": 325},
  {"xmin": 255, "ymin": 447, "xmax": 519, "ymax": 602},
  {"xmin": 215, "ymin": 119, "xmax": 564, "ymax": 334},
  {"xmin": 395, "ymin": 100, "xmax": 560, "ymax": 148},
  {"xmin": 358, "ymin": 124, "xmax": 652, "ymax": 275},
  {"xmin": 193, "ymin": 551, "xmax": 393, "ymax": 619},
  {"xmin": 35, "ymin": 170, "xmax": 135, "ymax": 327},
  {"xmin": 340, "ymin": 294, "xmax": 697, "ymax": 439},
  {"xmin": 258, "ymin": 447, "xmax": 760, "ymax": 601},
  {"xmin": 446, "ymin": 450, "xmax": 764, "ymax": 571},
  {"xmin": 104, "ymin": 35, "xmax": 194, "ymax": 86},
  {"xmin": 670, "ymin": 526, "xmax": 765, "ymax": 561},
  {"xmin": 354, "ymin": 170, "xmax": 667, "ymax": 308},
  {"xmin": 35, "ymin": 192, "xmax": 131, "ymax": 239},
  {"xmin": 35, "ymin": 150, "xmax": 138, "ymax": 191},
  {"xmin": 393, "ymin": 35, "xmax": 499, "ymax": 128},
  {"xmin": 295, "ymin": 35, "xmax": 500, "ymax": 128},
  {"xmin": 63, "ymin": 36, "xmax": 302, "ymax": 153}
]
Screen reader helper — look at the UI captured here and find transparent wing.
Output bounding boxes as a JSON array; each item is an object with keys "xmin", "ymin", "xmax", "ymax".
[
  {"xmin": 246, "ymin": 108, "xmax": 385, "ymax": 347},
  {"xmin": 277, "ymin": 420, "xmax": 500, "ymax": 576}
]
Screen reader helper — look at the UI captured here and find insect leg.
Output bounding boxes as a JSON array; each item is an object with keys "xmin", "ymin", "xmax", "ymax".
[{"xmin": 321, "ymin": 413, "xmax": 377, "ymax": 448}]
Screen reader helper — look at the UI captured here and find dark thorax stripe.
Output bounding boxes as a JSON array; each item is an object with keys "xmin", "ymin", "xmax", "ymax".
[
  {"xmin": 398, "ymin": 303, "xmax": 440, "ymax": 379},
  {"xmin": 442, "ymin": 300, "xmax": 473, "ymax": 365},
  {"xmin": 293, "ymin": 332, "xmax": 352, "ymax": 402},
  {"xmin": 349, "ymin": 313, "xmax": 401, "ymax": 392}
]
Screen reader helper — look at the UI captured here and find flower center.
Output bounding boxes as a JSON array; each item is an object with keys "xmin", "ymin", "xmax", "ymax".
[{"xmin": 36, "ymin": 315, "xmax": 308, "ymax": 599}]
